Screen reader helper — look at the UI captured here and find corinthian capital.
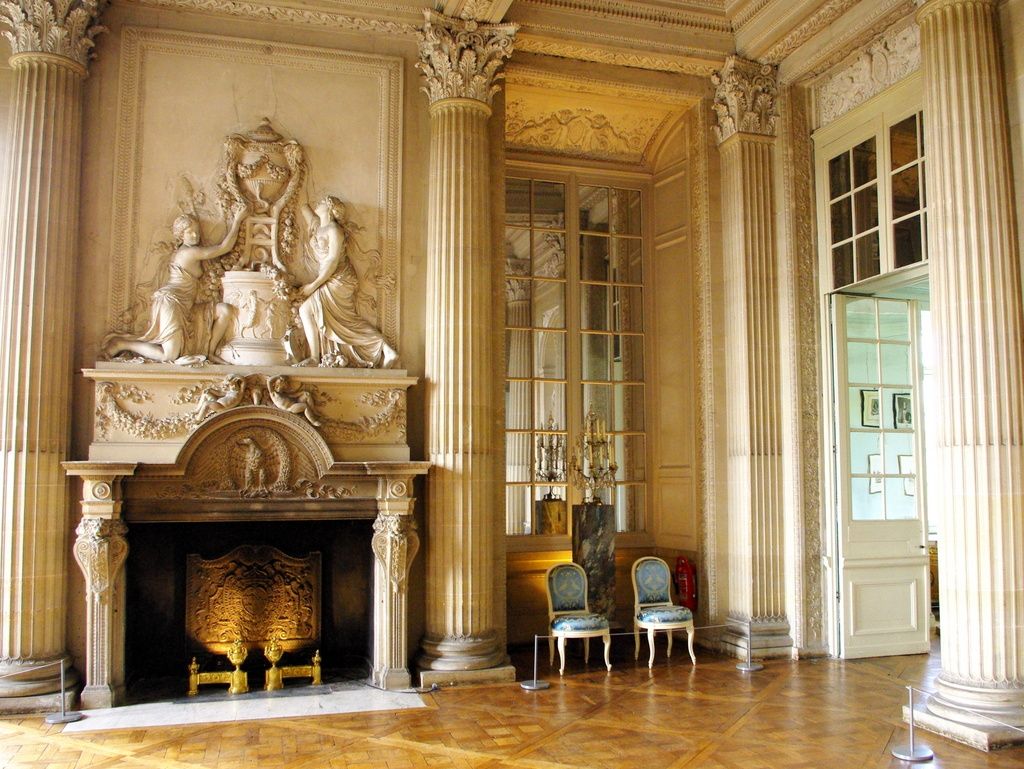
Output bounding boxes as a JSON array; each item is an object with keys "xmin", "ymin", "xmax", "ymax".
[
  {"xmin": 711, "ymin": 55, "xmax": 779, "ymax": 144},
  {"xmin": 417, "ymin": 9, "xmax": 517, "ymax": 107},
  {"xmin": 1, "ymin": 0, "xmax": 107, "ymax": 69}
]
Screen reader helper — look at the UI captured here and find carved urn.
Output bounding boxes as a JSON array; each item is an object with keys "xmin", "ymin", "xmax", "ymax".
[{"xmin": 219, "ymin": 271, "xmax": 292, "ymax": 366}]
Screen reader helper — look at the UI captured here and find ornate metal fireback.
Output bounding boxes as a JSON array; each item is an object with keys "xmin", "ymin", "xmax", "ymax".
[{"xmin": 186, "ymin": 545, "xmax": 320, "ymax": 654}]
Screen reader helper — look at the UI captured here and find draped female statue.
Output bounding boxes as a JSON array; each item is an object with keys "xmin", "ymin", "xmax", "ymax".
[
  {"xmin": 104, "ymin": 204, "xmax": 247, "ymax": 364},
  {"xmin": 297, "ymin": 196, "xmax": 397, "ymax": 368}
]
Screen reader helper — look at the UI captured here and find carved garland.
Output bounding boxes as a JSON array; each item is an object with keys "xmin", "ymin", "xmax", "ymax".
[
  {"xmin": 322, "ymin": 390, "xmax": 407, "ymax": 441},
  {"xmin": 417, "ymin": 10, "xmax": 517, "ymax": 106}
]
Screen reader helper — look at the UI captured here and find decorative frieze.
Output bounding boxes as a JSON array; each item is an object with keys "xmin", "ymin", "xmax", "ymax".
[
  {"xmin": 815, "ymin": 21, "xmax": 920, "ymax": 126},
  {"xmin": 417, "ymin": 10, "xmax": 517, "ymax": 106},
  {"xmin": 711, "ymin": 56, "xmax": 779, "ymax": 144},
  {"xmin": 0, "ymin": 0, "xmax": 107, "ymax": 68},
  {"xmin": 505, "ymin": 101, "xmax": 662, "ymax": 163}
]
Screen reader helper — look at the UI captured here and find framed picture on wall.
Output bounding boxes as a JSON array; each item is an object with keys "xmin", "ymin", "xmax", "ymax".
[
  {"xmin": 893, "ymin": 392, "xmax": 913, "ymax": 429},
  {"xmin": 868, "ymin": 453, "xmax": 883, "ymax": 493},
  {"xmin": 860, "ymin": 388, "xmax": 880, "ymax": 428},
  {"xmin": 898, "ymin": 454, "xmax": 916, "ymax": 496}
]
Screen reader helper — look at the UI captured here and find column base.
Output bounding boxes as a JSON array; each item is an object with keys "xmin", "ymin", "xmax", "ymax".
[
  {"xmin": 909, "ymin": 703, "xmax": 1024, "ymax": 751},
  {"xmin": 719, "ymin": 619, "xmax": 793, "ymax": 660},
  {"xmin": 419, "ymin": 664, "xmax": 517, "ymax": 688},
  {"xmin": 0, "ymin": 688, "xmax": 77, "ymax": 716},
  {"xmin": 418, "ymin": 632, "xmax": 507, "ymax": 672}
]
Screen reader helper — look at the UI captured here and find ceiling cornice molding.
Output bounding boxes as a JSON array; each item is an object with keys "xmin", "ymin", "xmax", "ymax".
[
  {"xmin": 515, "ymin": 32, "xmax": 722, "ymax": 75},
  {"xmin": 781, "ymin": 0, "xmax": 914, "ymax": 81},
  {"xmin": 760, "ymin": 0, "xmax": 863, "ymax": 64},
  {"xmin": 119, "ymin": 0, "xmax": 422, "ymax": 34},
  {"xmin": 730, "ymin": 0, "xmax": 775, "ymax": 30},
  {"xmin": 507, "ymin": 63, "xmax": 703, "ymax": 102},
  {"xmin": 517, "ymin": 0, "xmax": 729, "ymax": 32}
]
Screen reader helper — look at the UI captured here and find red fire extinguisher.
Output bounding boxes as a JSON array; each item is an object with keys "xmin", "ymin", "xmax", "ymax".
[{"xmin": 675, "ymin": 557, "xmax": 698, "ymax": 612}]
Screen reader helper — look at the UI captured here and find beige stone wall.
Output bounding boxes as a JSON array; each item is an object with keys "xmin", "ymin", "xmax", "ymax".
[
  {"xmin": 1003, "ymin": 0, "xmax": 1024, "ymax": 262},
  {"xmin": 65, "ymin": 6, "xmax": 431, "ymax": 670}
]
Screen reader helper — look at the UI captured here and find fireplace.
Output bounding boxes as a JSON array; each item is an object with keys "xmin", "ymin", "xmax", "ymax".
[{"xmin": 66, "ymin": 363, "xmax": 428, "ymax": 708}]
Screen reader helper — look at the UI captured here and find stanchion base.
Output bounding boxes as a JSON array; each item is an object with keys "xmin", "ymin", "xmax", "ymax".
[
  {"xmin": 891, "ymin": 746, "xmax": 933, "ymax": 763},
  {"xmin": 520, "ymin": 680, "xmax": 550, "ymax": 691},
  {"xmin": 736, "ymin": 662, "xmax": 764, "ymax": 672},
  {"xmin": 45, "ymin": 712, "xmax": 84, "ymax": 724}
]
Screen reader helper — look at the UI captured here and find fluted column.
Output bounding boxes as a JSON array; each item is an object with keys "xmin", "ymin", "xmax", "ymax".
[
  {"xmin": 712, "ymin": 56, "xmax": 792, "ymax": 659},
  {"xmin": 416, "ymin": 10, "xmax": 517, "ymax": 682},
  {"xmin": 914, "ymin": 0, "xmax": 1024, "ymax": 750},
  {"xmin": 0, "ymin": 0, "xmax": 105, "ymax": 709}
]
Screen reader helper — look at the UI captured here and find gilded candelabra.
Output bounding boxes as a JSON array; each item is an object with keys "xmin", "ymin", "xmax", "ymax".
[
  {"xmin": 536, "ymin": 414, "xmax": 566, "ymax": 498},
  {"xmin": 569, "ymin": 407, "xmax": 618, "ymax": 504}
]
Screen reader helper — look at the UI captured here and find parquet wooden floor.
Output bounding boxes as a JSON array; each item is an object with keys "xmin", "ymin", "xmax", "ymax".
[{"xmin": 3, "ymin": 641, "xmax": 1024, "ymax": 769}]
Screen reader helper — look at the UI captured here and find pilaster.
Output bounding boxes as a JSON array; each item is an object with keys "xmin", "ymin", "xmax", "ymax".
[
  {"xmin": 712, "ymin": 56, "xmax": 793, "ymax": 659},
  {"xmin": 0, "ymin": 0, "xmax": 105, "ymax": 709},
  {"xmin": 64, "ymin": 464, "xmax": 135, "ymax": 710},
  {"xmin": 915, "ymin": 0, "xmax": 1024, "ymax": 749},
  {"xmin": 371, "ymin": 476, "xmax": 419, "ymax": 690},
  {"xmin": 417, "ymin": 10, "xmax": 517, "ymax": 684}
]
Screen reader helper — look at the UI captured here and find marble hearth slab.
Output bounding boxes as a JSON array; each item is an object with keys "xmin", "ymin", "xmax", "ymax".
[{"xmin": 62, "ymin": 683, "xmax": 426, "ymax": 733}]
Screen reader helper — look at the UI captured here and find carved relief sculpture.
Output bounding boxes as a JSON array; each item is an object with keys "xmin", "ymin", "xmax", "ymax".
[
  {"xmin": 297, "ymin": 197, "xmax": 398, "ymax": 368},
  {"xmin": 103, "ymin": 119, "xmax": 398, "ymax": 368},
  {"xmin": 103, "ymin": 205, "xmax": 247, "ymax": 364}
]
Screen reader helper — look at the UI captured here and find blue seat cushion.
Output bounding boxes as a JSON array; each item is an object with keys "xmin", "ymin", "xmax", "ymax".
[
  {"xmin": 552, "ymin": 613, "xmax": 609, "ymax": 632},
  {"xmin": 637, "ymin": 606, "xmax": 692, "ymax": 624}
]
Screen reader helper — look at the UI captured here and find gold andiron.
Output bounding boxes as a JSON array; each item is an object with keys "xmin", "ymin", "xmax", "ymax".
[
  {"xmin": 263, "ymin": 639, "xmax": 322, "ymax": 690},
  {"xmin": 187, "ymin": 638, "xmax": 250, "ymax": 696}
]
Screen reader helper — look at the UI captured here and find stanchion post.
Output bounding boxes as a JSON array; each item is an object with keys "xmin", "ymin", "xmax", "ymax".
[
  {"xmin": 891, "ymin": 686, "xmax": 933, "ymax": 762},
  {"xmin": 736, "ymin": 619, "xmax": 763, "ymax": 673},
  {"xmin": 44, "ymin": 658, "xmax": 83, "ymax": 724},
  {"xmin": 520, "ymin": 634, "xmax": 550, "ymax": 691}
]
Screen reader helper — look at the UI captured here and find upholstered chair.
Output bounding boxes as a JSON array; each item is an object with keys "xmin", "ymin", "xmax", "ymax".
[
  {"xmin": 545, "ymin": 562, "xmax": 611, "ymax": 675},
  {"xmin": 631, "ymin": 556, "xmax": 696, "ymax": 668}
]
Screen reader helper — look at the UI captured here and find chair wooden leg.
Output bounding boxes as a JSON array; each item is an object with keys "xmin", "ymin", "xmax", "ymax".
[
  {"xmin": 633, "ymin": 620, "xmax": 640, "ymax": 660},
  {"xmin": 667, "ymin": 629, "xmax": 674, "ymax": 658},
  {"xmin": 549, "ymin": 637, "xmax": 554, "ymax": 667},
  {"xmin": 558, "ymin": 636, "xmax": 567, "ymax": 675},
  {"xmin": 647, "ymin": 627, "xmax": 656, "ymax": 668},
  {"xmin": 687, "ymin": 624, "xmax": 696, "ymax": 665},
  {"xmin": 584, "ymin": 637, "xmax": 590, "ymax": 664},
  {"xmin": 603, "ymin": 632, "xmax": 611, "ymax": 671}
]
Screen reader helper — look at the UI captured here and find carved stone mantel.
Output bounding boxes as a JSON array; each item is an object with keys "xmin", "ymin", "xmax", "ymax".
[{"xmin": 67, "ymin": 362, "xmax": 429, "ymax": 703}]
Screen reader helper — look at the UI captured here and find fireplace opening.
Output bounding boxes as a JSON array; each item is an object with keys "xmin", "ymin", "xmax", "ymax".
[{"xmin": 125, "ymin": 519, "xmax": 373, "ymax": 696}]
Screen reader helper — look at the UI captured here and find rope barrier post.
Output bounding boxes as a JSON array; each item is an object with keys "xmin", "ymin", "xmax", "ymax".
[
  {"xmin": 891, "ymin": 686, "xmax": 933, "ymax": 763},
  {"xmin": 735, "ymin": 619, "xmax": 763, "ymax": 673},
  {"xmin": 520, "ymin": 634, "xmax": 550, "ymax": 691},
  {"xmin": 44, "ymin": 659, "xmax": 83, "ymax": 724}
]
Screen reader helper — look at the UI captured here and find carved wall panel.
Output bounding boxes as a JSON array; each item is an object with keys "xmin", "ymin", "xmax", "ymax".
[
  {"xmin": 186, "ymin": 545, "xmax": 321, "ymax": 654},
  {"xmin": 87, "ymin": 364, "xmax": 414, "ymax": 463},
  {"xmin": 814, "ymin": 20, "xmax": 920, "ymax": 127},
  {"xmin": 107, "ymin": 28, "xmax": 403, "ymax": 356}
]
